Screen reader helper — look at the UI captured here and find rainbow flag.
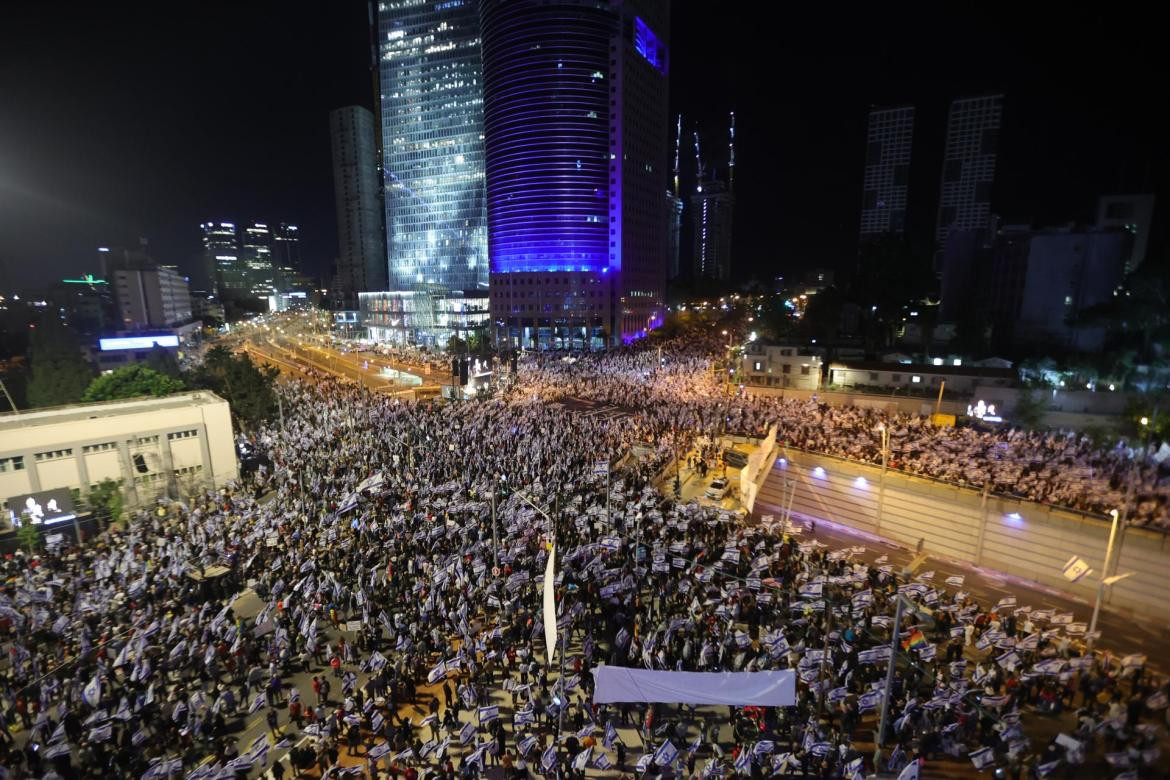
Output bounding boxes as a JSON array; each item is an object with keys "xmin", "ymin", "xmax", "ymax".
[{"xmin": 902, "ymin": 628, "xmax": 928, "ymax": 652}]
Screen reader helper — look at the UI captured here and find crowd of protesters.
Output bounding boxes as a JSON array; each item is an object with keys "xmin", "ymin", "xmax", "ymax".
[{"xmin": 0, "ymin": 333, "xmax": 1167, "ymax": 780}]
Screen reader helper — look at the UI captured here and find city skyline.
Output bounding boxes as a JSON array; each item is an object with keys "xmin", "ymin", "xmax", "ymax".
[{"xmin": 0, "ymin": 4, "xmax": 1164, "ymax": 294}]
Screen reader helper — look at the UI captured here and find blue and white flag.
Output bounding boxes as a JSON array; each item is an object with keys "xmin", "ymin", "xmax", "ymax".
[
  {"xmin": 594, "ymin": 752, "xmax": 613, "ymax": 771},
  {"xmin": 604, "ymin": 721, "xmax": 619, "ymax": 748},
  {"xmin": 477, "ymin": 705, "xmax": 499, "ymax": 724},
  {"xmin": 734, "ymin": 747, "xmax": 751, "ymax": 773},
  {"xmin": 517, "ymin": 736, "xmax": 538, "ymax": 757},
  {"xmin": 653, "ymin": 740, "xmax": 679, "ymax": 767},
  {"xmin": 541, "ymin": 744, "xmax": 558, "ymax": 772},
  {"xmin": 83, "ymin": 674, "xmax": 102, "ymax": 708},
  {"xmin": 368, "ymin": 742, "xmax": 392, "ymax": 761},
  {"xmin": 459, "ymin": 721, "xmax": 476, "ymax": 745},
  {"xmin": 573, "ymin": 748, "xmax": 592, "ymax": 771},
  {"xmin": 969, "ymin": 747, "xmax": 996, "ymax": 770},
  {"xmin": 88, "ymin": 723, "xmax": 113, "ymax": 743},
  {"xmin": 249, "ymin": 693, "xmax": 265, "ymax": 714},
  {"xmin": 43, "ymin": 742, "xmax": 72, "ymax": 760}
]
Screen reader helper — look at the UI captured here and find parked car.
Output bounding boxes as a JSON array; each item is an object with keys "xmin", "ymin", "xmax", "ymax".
[{"xmin": 706, "ymin": 477, "xmax": 730, "ymax": 500}]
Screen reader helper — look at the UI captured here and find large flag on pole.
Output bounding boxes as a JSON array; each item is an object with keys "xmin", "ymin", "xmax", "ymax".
[{"xmin": 543, "ymin": 542, "xmax": 557, "ymax": 665}]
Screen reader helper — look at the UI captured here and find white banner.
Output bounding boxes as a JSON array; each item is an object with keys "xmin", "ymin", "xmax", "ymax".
[
  {"xmin": 543, "ymin": 543, "xmax": 557, "ymax": 665},
  {"xmin": 591, "ymin": 667, "xmax": 796, "ymax": 707}
]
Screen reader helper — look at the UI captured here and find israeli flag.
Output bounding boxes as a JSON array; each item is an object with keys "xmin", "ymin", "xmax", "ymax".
[
  {"xmin": 653, "ymin": 740, "xmax": 679, "ymax": 767},
  {"xmin": 594, "ymin": 752, "xmax": 613, "ymax": 771},
  {"xmin": 517, "ymin": 736, "xmax": 538, "ymax": 757},
  {"xmin": 477, "ymin": 705, "xmax": 499, "ymax": 724},
  {"xmin": 368, "ymin": 742, "xmax": 392, "ymax": 761},
  {"xmin": 249, "ymin": 693, "xmax": 265, "ymax": 714},
  {"xmin": 604, "ymin": 721, "xmax": 619, "ymax": 748},
  {"xmin": 83, "ymin": 674, "xmax": 102, "ymax": 708},
  {"xmin": 969, "ymin": 747, "xmax": 996, "ymax": 770},
  {"xmin": 541, "ymin": 744, "xmax": 558, "ymax": 772}
]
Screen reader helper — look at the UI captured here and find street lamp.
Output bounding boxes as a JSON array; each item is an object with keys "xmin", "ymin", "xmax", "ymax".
[{"xmin": 1088, "ymin": 507, "xmax": 1134, "ymax": 645}]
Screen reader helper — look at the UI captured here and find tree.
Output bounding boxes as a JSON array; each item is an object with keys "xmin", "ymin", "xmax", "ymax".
[
  {"xmin": 189, "ymin": 346, "xmax": 278, "ymax": 429},
  {"xmin": 85, "ymin": 478, "xmax": 126, "ymax": 527},
  {"xmin": 851, "ymin": 235, "xmax": 934, "ymax": 349},
  {"xmin": 145, "ymin": 344, "xmax": 182, "ymax": 378},
  {"xmin": 1012, "ymin": 388, "xmax": 1048, "ymax": 430},
  {"xmin": 16, "ymin": 520, "xmax": 39, "ymax": 553},
  {"xmin": 82, "ymin": 364, "xmax": 186, "ymax": 402},
  {"xmin": 25, "ymin": 318, "xmax": 94, "ymax": 407}
]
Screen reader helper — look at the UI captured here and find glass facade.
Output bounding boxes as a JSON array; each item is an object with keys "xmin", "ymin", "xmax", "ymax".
[
  {"xmin": 377, "ymin": 0, "xmax": 487, "ymax": 294},
  {"xmin": 360, "ymin": 290, "xmax": 488, "ymax": 348}
]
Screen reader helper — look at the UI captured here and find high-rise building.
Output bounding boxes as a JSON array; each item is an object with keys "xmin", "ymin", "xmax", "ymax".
[
  {"xmin": 859, "ymin": 105, "xmax": 914, "ymax": 239},
  {"xmin": 482, "ymin": 0, "xmax": 670, "ymax": 349},
  {"xmin": 330, "ymin": 106, "xmax": 387, "ymax": 310},
  {"xmin": 240, "ymin": 222, "xmax": 274, "ymax": 300},
  {"xmin": 935, "ymin": 95, "xmax": 1003, "ymax": 247},
  {"xmin": 666, "ymin": 193, "xmax": 683, "ymax": 280},
  {"xmin": 376, "ymin": 0, "xmax": 487, "ymax": 294},
  {"xmin": 1096, "ymin": 194, "xmax": 1156, "ymax": 273},
  {"xmin": 987, "ymin": 226, "xmax": 1129, "ymax": 352},
  {"xmin": 100, "ymin": 246, "xmax": 192, "ymax": 328},
  {"xmin": 666, "ymin": 113, "xmax": 684, "ymax": 280},
  {"xmin": 201, "ymin": 222, "xmax": 241, "ymax": 297},
  {"xmin": 692, "ymin": 178, "xmax": 734, "ymax": 281}
]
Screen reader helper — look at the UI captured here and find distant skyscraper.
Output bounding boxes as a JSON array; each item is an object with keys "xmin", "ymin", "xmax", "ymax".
[
  {"xmin": 376, "ymin": 0, "xmax": 487, "ymax": 294},
  {"xmin": 860, "ymin": 105, "xmax": 914, "ymax": 239},
  {"xmin": 1096, "ymin": 193, "xmax": 1156, "ymax": 272},
  {"xmin": 935, "ymin": 94, "xmax": 1003, "ymax": 247},
  {"xmin": 240, "ymin": 222, "xmax": 275, "ymax": 299},
  {"xmin": 201, "ymin": 221, "xmax": 240, "ymax": 297},
  {"xmin": 330, "ymin": 106, "xmax": 387, "ymax": 309},
  {"xmin": 666, "ymin": 193, "xmax": 683, "ymax": 280},
  {"xmin": 482, "ymin": 0, "xmax": 670, "ymax": 348},
  {"xmin": 691, "ymin": 178, "xmax": 734, "ymax": 281}
]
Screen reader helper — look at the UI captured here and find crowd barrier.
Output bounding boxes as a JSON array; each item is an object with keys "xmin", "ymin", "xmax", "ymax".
[{"xmin": 756, "ymin": 446, "xmax": 1170, "ymax": 623}]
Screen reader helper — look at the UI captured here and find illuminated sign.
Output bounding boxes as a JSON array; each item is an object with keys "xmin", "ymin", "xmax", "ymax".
[
  {"xmin": 62, "ymin": 274, "xmax": 108, "ymax": 285},
  {"xmin": 634, "ymin": 17, "xmax": 666, "ymax": 74},
  {"xmin": 6, "ymin": 489, "xmax": 76, "ymax": 527},
  {"xmin": 99, "ymin": 334, "xmax": 180, "ymax": 351},
  {"xmin": 967, "ymin": 399, "xmax": 1003, "ymax": 423}
]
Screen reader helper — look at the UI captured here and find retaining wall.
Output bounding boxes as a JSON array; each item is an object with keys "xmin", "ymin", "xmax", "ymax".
[{"xmin": 756, "ymin": 447, "xmax": 1170, "ymax": 622}]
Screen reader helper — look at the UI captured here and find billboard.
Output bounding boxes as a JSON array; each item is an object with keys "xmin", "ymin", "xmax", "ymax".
[
  {"xmin": 99, "ymin": 334, "xmax": 180, "ymax": 351},
  {"xmin": 6, "ymin": 489, "xmax": 77, "ymax": 527}
]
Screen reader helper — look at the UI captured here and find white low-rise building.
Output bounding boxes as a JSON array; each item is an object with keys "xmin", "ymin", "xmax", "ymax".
[
  {"xmin": 0, "ymin": 391, "xmax": 237, "ymax": 522},
  {"xmin": 740, "ymin": 344, "xmax": 824, "ymax": 390}
]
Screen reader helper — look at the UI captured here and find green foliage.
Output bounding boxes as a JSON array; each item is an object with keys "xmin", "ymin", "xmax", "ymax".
[
  {"xmin": 145, "ymin": 344, "xmax": 182, "ymax": 378},
  {"xmin": 25, "ymin": 318, "xmax": 94, "ymax": 408},
  {"xmin": 189, "ymin": 346, "xmax": 278, "ymax": 429},
  {"xmin": 850, "ymin": 236, "xmax": 934, "ymax": 348},
  {"xmin": 16, "ymin": 520, "xmax": 39, "ymax": 553},
  {"xmin": 797, "ymin": 286, "xmax": 845, "ymax": 344},
  {"xmin": 1013, "ymin": 388, "xmax": 1048, "ymax": 429},
  {"xmin": 86, "ymin": 478, "xmax": 125, "ymax": 526},
  {"xmin": 82, "ymin": 364, "xmax": 186, "ymax": 402}
]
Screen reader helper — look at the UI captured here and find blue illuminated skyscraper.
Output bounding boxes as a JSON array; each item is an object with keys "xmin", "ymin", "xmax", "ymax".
[
  {"xmin": 482, "ymin": 0, "xmax": 670, "ymax": 349},
  {"xmin": 376, "ymin": 0, "xmax": 487, "ymax": 294}
]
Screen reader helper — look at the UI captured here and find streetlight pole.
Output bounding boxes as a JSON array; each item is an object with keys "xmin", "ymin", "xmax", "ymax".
[
  {"xmin": 1088, "ymin": 506, "xmax": 1124, "ymax": 645},
  {"xmin": 876, "ymin": 595, "xmax": 907, "ymax": 749},
  {"xmin": 876, "ymin": 425, "xmax": 889, "ymax": 535}
]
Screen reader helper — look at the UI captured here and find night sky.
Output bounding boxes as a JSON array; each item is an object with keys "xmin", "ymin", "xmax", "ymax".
[{"xmin": 1, "ymin": 4, "xmax": 1163, "ymax": 292}]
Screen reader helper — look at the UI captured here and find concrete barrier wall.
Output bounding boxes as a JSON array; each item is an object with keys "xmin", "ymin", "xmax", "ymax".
[{"xmin": 757, "ymin": 447, "xmax": 1170, "ymax": 622}]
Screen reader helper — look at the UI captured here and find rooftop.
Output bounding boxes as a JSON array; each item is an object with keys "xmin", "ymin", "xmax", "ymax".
[{"xmin": 0, "ymin": 391, "xmax": 227, "ymax": 432}]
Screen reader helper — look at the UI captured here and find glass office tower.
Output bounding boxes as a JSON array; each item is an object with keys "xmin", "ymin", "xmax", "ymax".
[{"xmin": 376, "ymin": 0, "xmax": 488, "ymax": 294}]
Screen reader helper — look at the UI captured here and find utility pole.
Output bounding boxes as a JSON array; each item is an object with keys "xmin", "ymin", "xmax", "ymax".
[
  {"xmin": 877, "ymin": 596, "xmax": 907, "ymax": 748},
  {"xmin": 491, "ymin": 486, "xmax": 499, "ymax": 571}
]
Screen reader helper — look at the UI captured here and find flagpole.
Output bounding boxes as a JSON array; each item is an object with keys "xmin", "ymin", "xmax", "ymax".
[{"xmin": 876, "ymin": 595, "xmax": 906, "ymax": 749}]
